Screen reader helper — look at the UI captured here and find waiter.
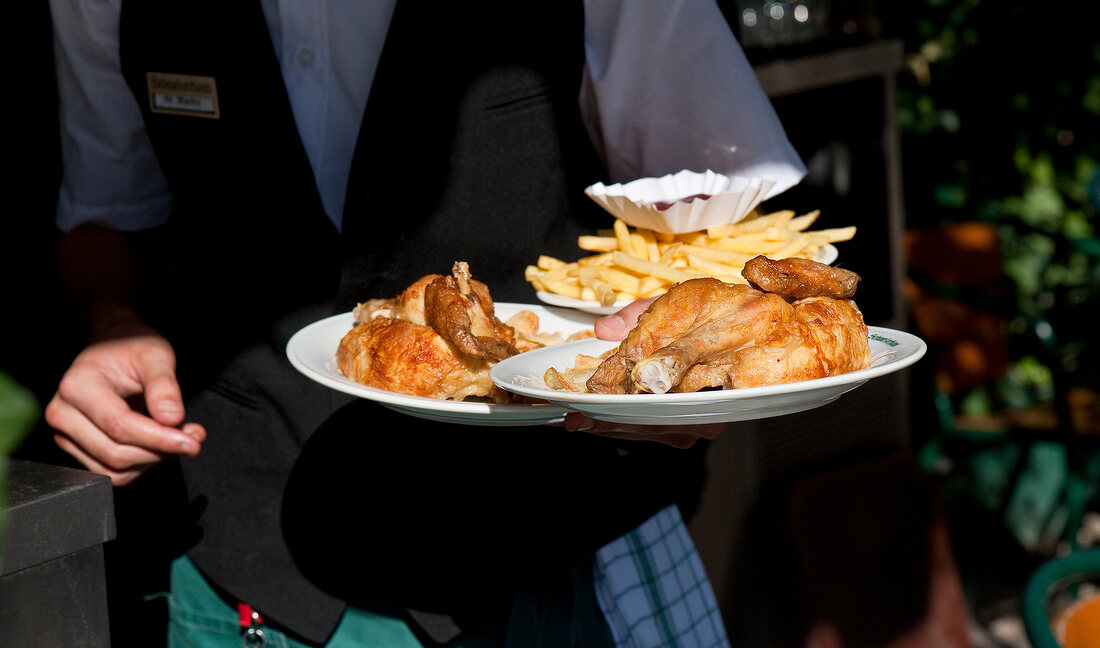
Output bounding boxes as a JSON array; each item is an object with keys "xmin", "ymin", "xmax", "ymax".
[{"xmin": 45, "ymin": 1, "xmax": 806, "ymax": 646}]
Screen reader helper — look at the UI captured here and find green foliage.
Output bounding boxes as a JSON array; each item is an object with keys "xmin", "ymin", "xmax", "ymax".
[
  {"xmin": 1, "ymin": 370, "xmax": 39, "ymax": 546},
  {"xmin": 894, "ymin": 0, "xmax": 1100, "ymax": 416}
]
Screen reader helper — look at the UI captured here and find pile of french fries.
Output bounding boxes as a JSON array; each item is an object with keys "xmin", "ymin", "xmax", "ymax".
[{"xmin": 525, "ymin": 209, "xmax": 856, "ymax": 306}]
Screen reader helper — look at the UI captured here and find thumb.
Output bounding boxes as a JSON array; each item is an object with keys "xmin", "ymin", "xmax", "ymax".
[
  {"xmin": 594, "ymin": 297, "xmax": 657, "ymax": 341},
  {"xmin": 134, "ymin": 347, "xmax": 186, "ymax": 427}
]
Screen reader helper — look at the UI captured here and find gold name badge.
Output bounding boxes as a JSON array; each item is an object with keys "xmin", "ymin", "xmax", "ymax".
[{"xmin": 146, "ymin": 72, "xmax": 220, "ymax": 119}]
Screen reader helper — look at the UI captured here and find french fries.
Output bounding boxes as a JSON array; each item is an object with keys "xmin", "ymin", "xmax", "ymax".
[
  {"xmin": 543, "ymin": 350, "xmax": 614, "ymax": 392},
  {"xmin": 525, "ymin": 209, "xmax": 855, "ymax": 305}
]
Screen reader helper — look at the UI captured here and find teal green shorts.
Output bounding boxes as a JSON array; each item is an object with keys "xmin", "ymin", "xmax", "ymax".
[
  {"xmin": 166, "ymin": 555, "xmax": 423, "ymax": 648},
  {"xmin": 166, "ymin": 555, "xmax": 613, "ymax": 648}
]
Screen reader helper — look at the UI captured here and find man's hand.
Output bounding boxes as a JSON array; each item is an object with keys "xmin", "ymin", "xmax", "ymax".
[
  {"xmin": 45, "ymin": 326, "xmax": 205, "ymax": 485},
  {"xmin": 564, "ymin": 295, "xmax": 726, "ymax": 447},
  {"xmin": 47, "ymin": 224, "xmax": 203, "ymax": 485}
]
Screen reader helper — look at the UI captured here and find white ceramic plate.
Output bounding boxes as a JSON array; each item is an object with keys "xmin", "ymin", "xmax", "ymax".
[
  {"xmin": 285, "ymin": 303, "xmax": 598, "ymax": 426},
  {"xmin": 489, "ymin": 326, "xmax": 926, "ymax": 425},
  {"xmin": 536, "ymin": 244, "xmax": 839, "ymax": 315}
]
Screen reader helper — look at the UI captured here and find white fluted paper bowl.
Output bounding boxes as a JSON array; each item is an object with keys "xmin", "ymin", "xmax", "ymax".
[{"xmin": 584, "ymin": 170, "xmax": 777, "ymax": 235}]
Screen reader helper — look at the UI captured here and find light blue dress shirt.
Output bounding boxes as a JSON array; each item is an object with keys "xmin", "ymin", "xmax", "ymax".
[{"xmin": 50, "ymin": 0, "xmax": 806, "ymax": 232}]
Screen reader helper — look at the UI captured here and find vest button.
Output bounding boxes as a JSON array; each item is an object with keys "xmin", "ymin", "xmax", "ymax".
[{"xmin": 297, "ymin": 49, "xmax": 315, "ymax": 68}]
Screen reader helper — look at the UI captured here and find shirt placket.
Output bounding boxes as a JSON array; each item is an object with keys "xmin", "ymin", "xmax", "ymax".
[{"xmin": 279, "ymin": 1, "xmax": 329, "ymax": 192}]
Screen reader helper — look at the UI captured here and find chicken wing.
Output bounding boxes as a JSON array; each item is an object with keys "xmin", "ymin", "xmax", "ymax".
[
  {"xmin": 742, "ymin": 254, "xmax": 861, "ymax": 300},
  {"xmin": 424, "ymin": 262, "xmax": 519, "ymax": 361}
]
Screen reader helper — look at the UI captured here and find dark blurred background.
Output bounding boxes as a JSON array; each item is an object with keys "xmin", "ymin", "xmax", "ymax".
[
  {"xmin": 5, "ymin": 2, "xmax": 1100, "ymax": 647},
  {"xmin": 715, "ymin": 2, "xmax": 1100, "ymax": 645}
]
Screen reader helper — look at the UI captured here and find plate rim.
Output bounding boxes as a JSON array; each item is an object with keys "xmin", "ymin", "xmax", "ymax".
[{"xmin": 489, "ymin": 325, "xmax": 927, "ymax": 406}]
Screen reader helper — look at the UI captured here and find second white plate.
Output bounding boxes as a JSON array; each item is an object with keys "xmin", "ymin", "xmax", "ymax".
[{"xmin": 489, "ymin": 326, "xmax": 926, "ymax": 425}]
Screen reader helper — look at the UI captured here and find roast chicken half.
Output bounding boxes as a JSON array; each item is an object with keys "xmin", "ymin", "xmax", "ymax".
[
  {"xmin": 337, "ymin": 262, "xmax": 542, "ymax": 402},
  {"xmin": 585, "ymin": 255, "xmax": 871, "ymax": 394}
]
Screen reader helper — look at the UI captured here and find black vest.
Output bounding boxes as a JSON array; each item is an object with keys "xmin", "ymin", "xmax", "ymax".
[{"xmin": 119, "ymin": 2, "xmax": 707, "ymax": 644}]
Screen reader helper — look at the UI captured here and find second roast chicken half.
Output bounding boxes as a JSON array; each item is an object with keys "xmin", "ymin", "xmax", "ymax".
[{"xmin": 584, "ymin": 255, "xmax": 872, "ymax": 394}]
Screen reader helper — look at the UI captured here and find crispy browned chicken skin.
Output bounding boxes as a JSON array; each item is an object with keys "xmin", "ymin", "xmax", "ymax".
[
  {"xmin": 741, "ymin": 254, "xmax": 861, "ymax": 300},
  {"xmin": 586, "ymin": 257, "xmax": 870, "ymax": 395},
  {"xmin": 337, "ymin": 262, "xmax": 521, "ymax": 402}
]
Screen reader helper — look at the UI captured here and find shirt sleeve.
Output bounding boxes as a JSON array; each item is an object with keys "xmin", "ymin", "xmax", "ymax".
[
  {"xmin": 580, "ymin": 0, "xmax": 806, "ymax": 198},
  {"xmin": 50, "ymin": 0, "xmax": 173, "ymax": 232}
]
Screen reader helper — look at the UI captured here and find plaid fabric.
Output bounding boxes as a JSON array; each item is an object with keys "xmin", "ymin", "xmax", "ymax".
[{"xmin": 593, "ymin": 505, "xmax": 730, "ymax": 648}]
